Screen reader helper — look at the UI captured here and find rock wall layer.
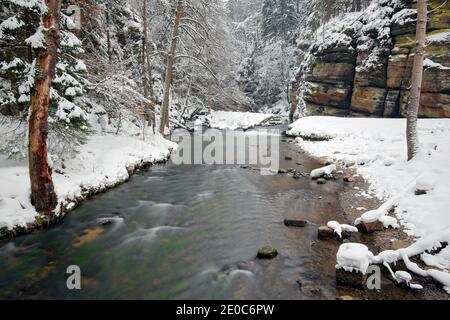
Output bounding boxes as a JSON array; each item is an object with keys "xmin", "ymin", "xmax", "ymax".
[{"xmin": 299, "ymin": 0, "xmax": 450, "ymax": 118}]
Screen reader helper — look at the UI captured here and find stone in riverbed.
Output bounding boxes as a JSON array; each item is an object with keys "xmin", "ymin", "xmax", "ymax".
[
  {"xmin": 318, "ymin": 226, "xmax": 335, "ymax": 239},
  {"xmin": 336, "ymin": 267, "xmax": 368, "ymax": 289},
  {"xmin": 278, "ymin": 169, "xmax": 288, "ymax": 174},
  {"xmin": 257, "ymin": 246, "xmax": 278, "ymax": 259},
  {"xmin": 357, "ymin": 220, "xmax": 384, "ymax": 233},
  {"xmin": 285, "ymin": 156, "xmax": 293, "ymax": 160},
  {"xmin": 318, "ymin": 226, "xmax": 352, "ymax": 240},
  {"xmin": 284, "ymin": 219, "xmax": 307, "ymax": 228},
  {"xmin": 317, "ymin": 178, "xmax": 327, "ymax": 185},
  {"xmin": 336, "ymin": 295, "xmax": 357, "ymax": 300},
  {"xmin": 126, "ymin": 164, "xmax": 136, "ymax": 175},
  {"xmin": 414, "ymin": 188, "xmax": 427, "ymax": 196},
  {"xmin": 343, "ymin": 175, "xmax": 355, "ymax": 182}
]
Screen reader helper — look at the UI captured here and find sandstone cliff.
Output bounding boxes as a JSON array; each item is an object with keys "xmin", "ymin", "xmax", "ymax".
[{"xmin": 295, "ymin": 0, "xmax": 450, "ymax": 118}]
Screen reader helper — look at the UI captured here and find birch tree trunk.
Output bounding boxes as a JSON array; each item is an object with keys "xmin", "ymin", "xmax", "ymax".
[
  {"xmin": 28, "ymin": 0, "xmax": 61, "ymax": 215},
  {"xmin": 406, "ymin": 0, "xmax": 428, "ymax": 161},
  {"xmin": 159, "ymin": 0, "xmax": 183, "ymax": 134}
]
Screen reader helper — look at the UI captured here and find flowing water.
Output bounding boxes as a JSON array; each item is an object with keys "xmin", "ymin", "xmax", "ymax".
[{"xmin": 0, "ymin": 128, "xmax": 434, "ymax": 300}]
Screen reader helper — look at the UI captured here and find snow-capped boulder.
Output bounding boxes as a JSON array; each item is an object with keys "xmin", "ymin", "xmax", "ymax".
[
  {"xmin": 336, "ymin": 243, "xmax": 374, "ymax": 289},
  {"xmin": 310, "ymin": 164, "xmax": 336, "ymax": 179}
]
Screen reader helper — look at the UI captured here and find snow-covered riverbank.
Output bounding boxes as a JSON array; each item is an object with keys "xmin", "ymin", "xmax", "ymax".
[
  {"xmin": 204, "ymin": 111, "xmax": 276, "ymax": 130},
  {"xmin": 288, "ymin": 116, "xmax": 450, "ymax": 272},
  {"xmin": 0, "ymin": 133, "xmax": 177, "ymax": 234}
]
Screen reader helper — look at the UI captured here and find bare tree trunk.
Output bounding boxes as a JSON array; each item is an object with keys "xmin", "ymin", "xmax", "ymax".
[
  {"xmin": 406, "ymin": 0, "xmax": 428, "ymax": 161},
  {"xmin": 142, "ymin": 0, "xmax": 154, "ymax": 100},
  {"xmin": 28, "ymin": 0, "xmax": 61, "ymax": 216},
  {"xmin": 159, "ymin": 0, "xmax": 183, "ymax": 134},
  {"xmin": 289, "ymin": 83, "xmax": 299, "ymax": 123},
  {"xmin": 142, "ymin": 0, "xmax": 155, "ymax": 130},
  {"xmin": 106, "ymin": 10, "xmax": 112, "ymax": 63}
]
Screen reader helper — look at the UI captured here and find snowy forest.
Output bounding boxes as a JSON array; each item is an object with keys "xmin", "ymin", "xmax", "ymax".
[{"xmin": 0, "ymin": 0, "xmax": 450, "ymax": 301}]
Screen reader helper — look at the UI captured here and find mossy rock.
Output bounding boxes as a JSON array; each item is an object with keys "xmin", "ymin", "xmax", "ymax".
[
  {"xmin": 350, "ymin": 85, "xmax": 387, "ymax": 115},
  {"xmin": 429, "ymin": 6, "xmax": 450, "ymax": 30},
  {"xmin": 257, "ymin": 246, "xmax": 278, "ymax": 259},
  {"xmin": 307, "ymin": 62, "xmax": 355, "ymax": 84}
]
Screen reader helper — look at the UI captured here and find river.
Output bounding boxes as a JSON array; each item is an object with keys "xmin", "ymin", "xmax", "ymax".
[{"xmin": 0, "ymin": 127, "xmax": 440, "ymax": 299}]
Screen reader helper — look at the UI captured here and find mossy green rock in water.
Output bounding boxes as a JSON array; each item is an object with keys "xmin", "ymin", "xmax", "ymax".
[
  {"xmin": 257, "ymin": 246, "xmax": 278, "ymax": 259},
  {"xmin": 317, "ymin": 178, "xmax": 327, "ymax": 185}
]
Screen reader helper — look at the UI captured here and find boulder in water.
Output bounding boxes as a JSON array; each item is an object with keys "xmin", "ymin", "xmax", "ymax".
[{"xmin": 257, "ymin": 246, "xmax": 278, "ymax": 259}]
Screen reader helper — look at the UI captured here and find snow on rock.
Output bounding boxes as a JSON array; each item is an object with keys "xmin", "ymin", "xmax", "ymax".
[
  {"xmin": 207, "ymin": 111, "xmax": 274, "ymax": 130},
  {"xmin": 415, "ymin": 174, "xmax": 435, "ymax": 193},
  {"xmin": 327, "ymin": 220, "xmax": 358, "ymax": 238},
  {"xmin": 354, "ymin": 208, "xmax": 399, "ymax": 230},
  {"xmin": 310, "ymin": 164, "xmax": 336, "ymax": 179},
  {"xmin": 427, "ymin": 30, "xmax": 450, "ymax": 43},
  {"xmin": 423, "ymin": 58, "xmax": 450, "ymax": 70},
  {"xmin": 409, "ymin": 283, "xmax": 424, "ymax": 290},
  {"xmin": 427, "ymin": 269, "xmax": 450, "ymax": 294},
  {"xmin": 289, "ymin": 116, "xmax": 450, "ymax": 293},
  {"xmin": 421, "ymin": 246, "xmax": 450, "ymax": 271},
  {"xmin": 288, "ymin": 116, "xmax": 450, "ymax": 252},
  {"xmin": 394, "ymin": 270, "xmax": 412, "ymax": 284},
  {"xmin": 379, "ymin": 215, "xmax": 400, "ymax": 229},
  {"xmin": 357, "ymin": 209, "xmax": 385, "ymax": 224},
  {"xmin": 0, "ymin": 133, "xmax": 177, "ymax": 230},
  {"xmin": 394, "ymin": 271, "xmax": 423, "ymax": 290},
  {"xmin": 369, "ymin": 230, "xmax": 450, "ymax": 293},
  {"xmin": 336, "ymin": 243, "xmax": 373, "ymax": 274}
]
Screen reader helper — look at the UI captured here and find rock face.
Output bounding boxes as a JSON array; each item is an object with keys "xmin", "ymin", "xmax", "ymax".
[{"xmin": 298, "ymin": 0, "xmax": 450, "ymax": 118}]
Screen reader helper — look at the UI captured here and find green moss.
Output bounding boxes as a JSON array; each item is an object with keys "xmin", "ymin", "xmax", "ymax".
[
  {"xmin": 426, "ymin": 41, "xmax": 449, "ymax": 56},
  {"xmin": 394, "ymin": 34, "xmax": 415, "ymax": 49},
  {"xmin": 428, "ymin": 1, "xmax": 450, "ymax": 30}
]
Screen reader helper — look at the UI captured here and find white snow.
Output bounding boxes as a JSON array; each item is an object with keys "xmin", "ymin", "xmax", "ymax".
[
  {"xmin": 379, "ymin": 215, "xmax": 400, "ymax": 229},
  {"xmin": 310, "ymin": 164, "xmax": 336, "ymax": 179},
  {"xmin": 423, "ymin": 58, "xmax": 450, "ymax": 70},
  {"xmin": 0, "ymin": 57, "xmax": 23, "ymax": 71},
  {"xmin": 394, "ymin": 270, "xmax": 412, "ymax": 284},
  {"xmin": 427, "ymin": 30, "xmax": 450, "ymax": 43},
  {"xmin": 289, "ymin": 116, "xmax": 450, "ymax": 293},
  {"xmin": 288, "ymin": 116, "xmax": 450, "ymax": 239},
  {"xmin": 327, "ymin": 220, "xmax": 358, "ymax": 238},
  {"xmin": 0, "ymin": 133, "xmax": 177, "ymax": 230},
  {"xmin": 427, "ymin": 269, "xmax": 450, "ymax": 294},
  {"xmin": 336, "ymin": 243, "xmax": 372, "ymax": 274},
  {"xmin": 25, "ymin": 26, "xmax": 45, "ymax": 48},
  {"xmin": 0, "ymin": 16, "xmax": 24, "ymax": 31},
  {"xmin": 207, "ymin": 111, "xmax": 274, "ymax": 130},
  {"xmin": 358, "ymin": 209, "xmax": 384, "ymax": 224}
]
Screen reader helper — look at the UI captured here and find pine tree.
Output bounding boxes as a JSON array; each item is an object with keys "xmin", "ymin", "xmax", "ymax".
[
  {"xmin": 0, "ymin": 0, "xmax": 89, "ymax": 158},
  {"xmin": 261, "ymin": 0, "xmax": 298, "ymax": 41}
]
